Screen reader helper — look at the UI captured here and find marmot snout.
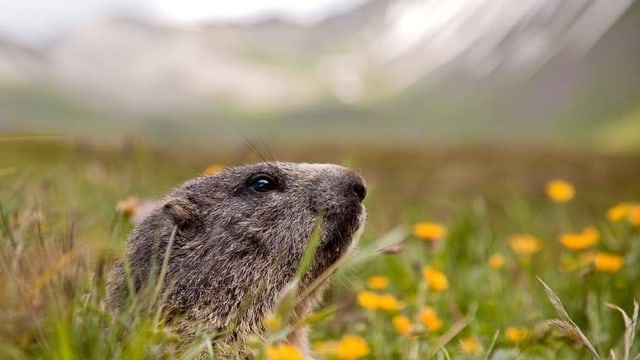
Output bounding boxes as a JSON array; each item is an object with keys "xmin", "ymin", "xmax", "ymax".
[{"xmin": 106, "ymin": 162, "xmax": 367, "ymax": 354}]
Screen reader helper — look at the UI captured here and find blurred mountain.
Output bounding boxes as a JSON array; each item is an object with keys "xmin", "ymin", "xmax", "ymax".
[
  {"xmin": 0, "ymin": 37, "xmax": 44, "ymax": 84},
  {"xmin": 0, "ymin": 0, "xmax": 639, "ymax": 148}
]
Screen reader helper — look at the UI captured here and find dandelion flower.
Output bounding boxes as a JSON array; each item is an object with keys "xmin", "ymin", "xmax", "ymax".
[
  {"xmin": 508, "ymin": 234, "xmax": 542, "ymax": 256},
  {"xmin": 377, "ymin": 293, "xmax": 403, "ymax": 311},
  {"xmin": 336, "ymin": 334, "xmax": 370, "ymax": 360},
  {"xmin": 546, "ymin": 179, "xmax": 575, "ymax": 202},
  {"xmin": 505, "ymin": 327, "xmax": 528, "ymax": 343},
  {"xmin": 392, "ymin": 315, "xmax": 412, "ymax": 338},
  {"xmin": 366, "ymin": 275, "xmax": 389, "ymax": 290},
  {"xmin": 203, "ymin": 164, "xmax": 225, "ymax": 175},
  {"xmin": 607, "ymin": 203, "xmax": 630, "ymax": 222},
  {"xmin": 266, "ymin": 344, "xmax": 303, "ymax": 360},
  {"xmin": 488, "ymin": 253, "xmax": 505, "ymax": 269},
  {"xmin": 422, "ymin": 266, "xmax": 449, "ymax": 292},
  {"xmin": 419, "ymin": 306, "xmax": 443, "ymax": 332},
  {"xmin": 559, "ymin": 226, "xmax": 599, "ymax": 250},
  {"xmin": 116, "ymin": 196, "xmax": 139, "ymax": 218},
  {"xmin": 413, "ymin": 222, "xmax": 446, "ymax": 242},
  {"xmin": 593, "ymin": 252, "xmax": 624, "ymax": 273},
  {"xmin": 356, "ymin": 291, "xmax": 402, "ymax": 312},
  {"xmin": 629, "ymin": 205, "xmax": 640, "ymax": 226},
  {"xmin": 357, "ymin": 291, "xmax": 379, "ymax": 311},
  {"xmin": 460, "ymin": 337, "xmax": 482, "ymax": 354}
]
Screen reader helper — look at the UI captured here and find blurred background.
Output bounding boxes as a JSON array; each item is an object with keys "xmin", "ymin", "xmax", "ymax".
[
  {"xmin": 1, "ymin": 0, "xmax": 639, "ymax": 150},
  {"xmin": 2, "ymin": 4, "xmax": 640, "ymax": 357}
]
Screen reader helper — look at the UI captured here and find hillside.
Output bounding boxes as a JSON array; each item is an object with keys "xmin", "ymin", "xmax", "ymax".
[{"xmin": 0, "ymin": 0, "xmax": 639, "ymax": 149}]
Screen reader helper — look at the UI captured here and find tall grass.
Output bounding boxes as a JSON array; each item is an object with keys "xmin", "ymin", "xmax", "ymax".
[{"xmin": 1, "ymin": 141, "xmax": 639, "ymax": 359}]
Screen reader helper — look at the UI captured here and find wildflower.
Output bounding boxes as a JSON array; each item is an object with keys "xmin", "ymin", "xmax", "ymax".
[
  {"xmin": 366, "ymin": 275, "xmax": 389, "ymax": 290},
  {"xmin": 203, "ymin": 164, "xmax": 225, "ymax": 175},
  {"xmin": 460, "ymin": 337, "xmax": 482, "ymax": 354},
  {"xmin": 422, "ymin": 266, "xmax": 449, "ymax": 292},
  {"xmin": 392, "ymin": 315, "xmax": 412, "ymax": 338},
  {"xmin": 559, "ymin": 226, "xmax": 599, "ymax": 250},
  {"xmin": 357, "ymin": 291, "xmax": 379, "ymax": 310},
  {"xmin": 505, "ymin": 327, "xmax": 528, "ymax": 343},
  {"xmin": 413, "ymin": 221, "xmax": 446, "ymax": 242},
  {"xmin": 607, "ymin": 203, "xmax": 630, "ymax": 222},
  {"xmin": 419, "ymin": 306, "xmax": 443, "ymax": 332},
  {"xmin": 336, "ymin": 334, "xmax": 370, "ymax": 360},
  {"xmin": 629, "ymin": 205, "xmax": 640, "ymax": 226},
  {"xmin": 488, "ymin": 253, "xmax": 505, "ymax": 269},
  {"xmin": 377, "ymin": 293, "xmax": 403, "ymax": 311},
  {"xmin": 266, "ymin": 343, "xmax": 303, "ymax": 360},
  {"xmin": 593, "ymin": 252, "xmax": 624, "ymax": 273},
  {"xmin": 508, "ymin": 234, "xmax": 542, "ymax": 256},
  {"xmin": 116, "ymin": 196, "xmax": 139, "ymax": 218},
  {"xmin": 546, "ymin": 179, "xmax": 575, "ymax": 202},
  {"xmin": 357, "ymin": 291, "xmax": 402, "ymax": 312}
]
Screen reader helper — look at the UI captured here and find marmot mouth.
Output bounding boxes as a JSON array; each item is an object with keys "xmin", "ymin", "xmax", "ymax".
[{"xmin": 320, "ymin": 205, "xmax": 366, "ymax": 257}]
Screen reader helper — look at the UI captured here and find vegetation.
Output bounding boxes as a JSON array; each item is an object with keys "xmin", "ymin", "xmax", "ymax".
[{"xmin": 1, "ymin": 139, "xmax": 639, "ymax": 359}]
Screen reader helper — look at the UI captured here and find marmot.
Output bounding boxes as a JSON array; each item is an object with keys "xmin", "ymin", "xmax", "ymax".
[{"xmin": 105, "ymin": 162, "xmax": 367, "ymax": 355}]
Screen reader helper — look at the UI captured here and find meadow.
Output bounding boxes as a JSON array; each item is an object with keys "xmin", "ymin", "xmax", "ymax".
[{"xmin": 1, "ymin": 139, "xmax": 639, "ymax": 359}]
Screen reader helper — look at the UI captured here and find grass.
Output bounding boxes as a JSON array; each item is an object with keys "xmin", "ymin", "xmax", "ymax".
[{"xmin": 1, "ymin": 139, "xmax": 640, "ymax": 359}]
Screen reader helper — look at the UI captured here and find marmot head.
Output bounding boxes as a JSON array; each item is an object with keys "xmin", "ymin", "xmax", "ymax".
[
  {"xmin": 161, "ymin": 162, "xmax": 366, "ymax": 273},
  {"xmin": 114, "ymin": 162, "xmax": 366, "ymax": 336}
]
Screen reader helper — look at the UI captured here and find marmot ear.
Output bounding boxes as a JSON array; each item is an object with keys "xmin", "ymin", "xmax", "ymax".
[{"xmin": 162, "ymin": 197, "xmax": 198, "ymax": 228}]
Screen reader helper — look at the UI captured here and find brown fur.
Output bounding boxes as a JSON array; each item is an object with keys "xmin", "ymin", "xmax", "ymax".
[{"xmin": 105, "ymin": 162, "xmax": 366, "ymax": 356}]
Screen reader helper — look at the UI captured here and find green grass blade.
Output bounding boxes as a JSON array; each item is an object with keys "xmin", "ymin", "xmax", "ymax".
[
  {"xmin": 605, "ymin": 301, "xmax": 638, "ymax": 360},
  {"xmin": 537, "ymin": 277, "xmax": 600, "ymax": 360}
]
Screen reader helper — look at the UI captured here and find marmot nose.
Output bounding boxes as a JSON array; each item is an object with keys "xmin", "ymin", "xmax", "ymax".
[{"xmin": 353, "ymin": 182, "xmax": 367, "ymax": 202}]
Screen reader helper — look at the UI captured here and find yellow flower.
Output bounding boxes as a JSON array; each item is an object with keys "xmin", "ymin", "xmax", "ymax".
[
  {"xmin": 357, "ymin": 291, "xmax": 379, "ymax": 311},
  {"xmin": 377, "ymin": 293, "xmax": 403, "ymax": 311},
  {"xmin": 336, "ymin": 334, "xmax": 370, "ymax": 360},
  {"xmin": 546, "ymin": 179, "xmax": 575, "ymax": 202},
  {"xmin": 392, "ymin": 315, "xmax": 412, "ymax": 338},
  {"xmin": 413, "ymin": 221, "xmax": 447, "ymax": 242},
  {"xmin": 607, "ymin": 203, "xmax": 630, "ymax": 222},
  {"xmin": 508, "ymin": 234, "xmax": 542, "ymax": 256},
  {"xmin": 505, "ymin": 327, "xmax": 528, "ymax": 343},
  {"xmin": 593, "ymin": 252, "xmax": 624, "ymax": 273},
  {"xmin": 203, "ymin": 164, "xmax": 225, "ymax": 175},
  {"xmin": 356, "ymin": 291, "xmax": 402, "ymax": 312},
  {"xmin": 266, "ymin": 344, "xmax": 303, "ymax": 360},
  {"xmin": 460, "ymin": 337, "xmax": 482, "ymax": 354},
  {"xmin": 116, "ymin": 196, "xmax": 139, "ymax": 218},
  {"xmin": 366, "ymin": 275, "xmax": 389, "ymax": 290},
  {"xmin": 559, "ymin": 226, "xmax": 599, "ymax": 250},
  {"xmin": 419, "ymin": 306, "xmax": 443, "ymax": 332},
  {"xmin": 629, "ymin": 205, "xmax": 640, "ymax": 226},
  {"xmin": 488, "ymin": 253, "xmax": 505, "ymax": 269},
  {"xmin": 422, "ymin": 266, "xmax": 449, "ymax": 292}
]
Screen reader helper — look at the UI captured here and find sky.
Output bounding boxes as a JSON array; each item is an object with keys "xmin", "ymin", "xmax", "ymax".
[{"xmin": 0, "ymin": 0, "xmax": 365, "ymax": 45}]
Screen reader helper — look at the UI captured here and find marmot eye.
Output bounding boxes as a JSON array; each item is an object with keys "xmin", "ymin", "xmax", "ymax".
[{"xmin": 249, "ymin": 175, "xmax": 278, "ymax": 192}]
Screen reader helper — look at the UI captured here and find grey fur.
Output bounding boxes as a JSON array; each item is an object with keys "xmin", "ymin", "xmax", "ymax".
[{"xmin": 105, "ymin": 162, "xmax": 366, "ymax": 354}]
